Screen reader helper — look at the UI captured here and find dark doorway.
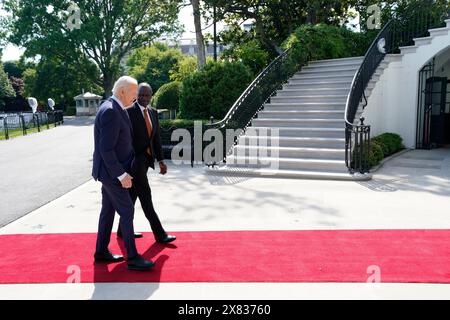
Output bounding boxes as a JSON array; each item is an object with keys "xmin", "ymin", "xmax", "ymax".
[
  {"xmin": 417, "ymin": 60, "xmax": 449, "ymax": 149},
  {"xmin": 444, "ymin": 80, "xmax": 450, "ymax": 146},
  {"xmin": 426, "ymin": 77, "xmax": 447, "ymax": 147}
]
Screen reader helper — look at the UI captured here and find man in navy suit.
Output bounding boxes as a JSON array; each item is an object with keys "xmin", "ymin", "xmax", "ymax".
[{"xmin": 92, "ymin": 76, "xmax": 154, "ymax": 271}]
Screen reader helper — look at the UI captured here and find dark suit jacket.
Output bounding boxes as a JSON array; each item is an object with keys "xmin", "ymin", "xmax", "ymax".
[
  {"xmin": 127, "ymin": 102, "xmax": 164, "ymax": 170},
  {"xmin": 92, "ymin": 98, "xmax": 135, "ymax": 182}
]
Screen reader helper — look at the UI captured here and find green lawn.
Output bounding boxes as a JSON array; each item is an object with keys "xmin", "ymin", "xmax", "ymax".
[{"xmin": 0, "ymin": 125, "xmax": 55, "ymax": 141}]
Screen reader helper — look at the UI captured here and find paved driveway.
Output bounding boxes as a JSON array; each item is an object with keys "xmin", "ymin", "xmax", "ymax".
[{"xmin": 0, "ymin": 117, "xmax": 95, "ymax": 227}]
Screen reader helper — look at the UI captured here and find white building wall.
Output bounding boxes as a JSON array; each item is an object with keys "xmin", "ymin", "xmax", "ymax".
[{"xmin": 362, "ymin": 29, "xmax": 450, "ymax": 149}]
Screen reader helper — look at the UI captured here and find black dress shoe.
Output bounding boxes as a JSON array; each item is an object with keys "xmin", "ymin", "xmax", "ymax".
[
  {"xmin": 156, "ymin": 234, "xmax": 177, "ymax": 244},
  {"xmin": 127, "ymin": 255, "xmax": 155, "ymax": 271},
  {"xmin": 117, "ymin": 232, "xmax": 144, "ymax": 239},
  {"xmin": 94, "ymin": 250, "xmax": 124, "ymax": 263}
]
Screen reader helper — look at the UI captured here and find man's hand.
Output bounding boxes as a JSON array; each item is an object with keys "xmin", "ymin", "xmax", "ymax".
[
  {"xmin": 120, "ymin": 174, "xmax": 133, "ymax": 189},
  {"xmin": 159, "ymin": 162, "xmax": 168, "ymax": 175}
]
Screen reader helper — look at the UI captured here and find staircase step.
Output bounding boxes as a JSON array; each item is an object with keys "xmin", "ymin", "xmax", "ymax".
[
  {"xmin": 206, "ymin": 166, "xmax": 370, "ymax": 181},
  {"xmin": 233, "ymin": 145, "xmax": 345, "ymax": 160},
  {"xmin": 429, "ymin": 27, "xmax": 449, "ymax": 37},
  {"xmin": 277, "ymin": 88, "xmax": 350, "ymax": 97},
  {"xmin": 289, "ymin": 75, "xmax": 356, "ymax": 83},
  {"xmin": 284, "ymin": 81, "xmax": 352, "ymax": 89},
  {"xmin": 258, "ymin": 110, "xmax": 344, "ymax": 119},
  {"xmin": 227, "ymin": 155, "xmax": 348, "ymax": 172},
  {"xmin": 264, "ymin": 103, "xmax": 346, "ymax": 111},
  {"xmin": 239, "ymin": 136, "xmax": 346, "ymax": 149},
  {"xmin": 446, "ymin": 19, "xmax": 450, "ymax": 29},
  {"xmin": 308, "ymin": 56, "xmax": 364, "ymax": 66},
  {"xmin": 414, "ymin": 36, "xmax": 432, "ymax": 46},
  {"xmin": 399, "ymin": 45, "xmax": 418, "ymax": 54},
  {"xmin": 271, "ymin": 95, "xmax": 348, "ymax": 104},
  {"xmin": 249, "ymin": 127, "xmax": 345, "ymax": 138},
  {"xmin": 252, "ymin": 118, "xmax": 344, "ymax": 128},
  {"xmin": 294, "ymin": 69, "xmax": 357, "ymax": 78},
  {"xmin": 302, "ymin": 64, "xmax": 360, "ymax": 72}
]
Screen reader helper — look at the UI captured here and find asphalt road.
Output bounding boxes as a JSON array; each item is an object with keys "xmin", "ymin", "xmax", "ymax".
[{"xmin": 0, "ymin": 117, "xmax": 96, "ymax": 227}]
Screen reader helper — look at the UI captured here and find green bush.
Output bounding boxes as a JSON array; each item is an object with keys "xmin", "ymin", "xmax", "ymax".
[
  {"xmin": 282, "ymin": 24, "xmax": 374, "ymax": 73},
  {"xmin": 373, "ymin": 133, "xmax": 404, "ymax": 157},
  {"xmin": 353, "ymin": 133, "xmax": 404, "ymax": 170},
  {"xmin": 159, "ymin": 119, "xmax": 209, "ymax": 130},
  {"xmin": 152, "ymin": 81, "xmax": 182, "ymax": 116},
  {"xmin": 353, "ymin": 140, "xmax": 384, "ymax": 170},
  {"xmin": 221, "ymin": 39, "xmax": 270, "ymax": 75},
  {"xmin": 179, "ymin": 61, "xmax": 253, "ymax": 120}
]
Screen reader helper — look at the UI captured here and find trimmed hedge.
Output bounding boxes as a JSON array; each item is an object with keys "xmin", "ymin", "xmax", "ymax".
[
  {"xmin": 159, "ymin": 119, "xmax": 209, "ymax": 131},
  {"xmin": 179, "ymin": 61, "xmax": 253, "ymax": 120},
  {"xmin": 359, "ymin": 133, "xmax": 404, "ymax": 169},
  {"xmin": 153, "ymin": 81, "xmax": 181, "ymax": 112},
  {"xmin": 372, "ymin": 133, "xmax": 404, "ymax": 157}
]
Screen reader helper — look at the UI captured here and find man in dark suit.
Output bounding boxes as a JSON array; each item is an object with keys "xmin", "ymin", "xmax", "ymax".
[
  {"xmin": 117, "ymin": 83, "xmax": 176, "ymax": 244},
  {"xmin": 92, "ymin": 76, "xmax": 154, "ymax": 271}
]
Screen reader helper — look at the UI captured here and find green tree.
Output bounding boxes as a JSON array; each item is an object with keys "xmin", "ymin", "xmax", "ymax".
[
  {"xmin": 169, "ymin": 55, "xmax": 198, "ymax": 82},
  {"xmin": 127, "ymin": 43, "xmax": 184, "ymax": 92},
  {"xmin": 3, "ymin": 61, "xmax": 25, "ymax": 78},
  {"xmin": 221, "ymin": 39, "xmax": 270, "ymax": 75},
  {"xmin": 22, "ymin": 57, "xmax": 102, "ymax": 107},
  {"xmin": 204, "ymin": 0, "xmax": 358, "ymax": 54},
  {"xmin": 0, "ymin": 64, "xmax": 15, "ymax": 110},
  {"xmin": 3, "ymin": 0, "xmax": 182, "ymax": 95}
]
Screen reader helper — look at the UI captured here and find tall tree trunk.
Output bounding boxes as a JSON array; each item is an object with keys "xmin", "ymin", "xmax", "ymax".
[
  {"xmin": 307, "ymin": 1, "xmax": 319, "ymax": 24},
  {"xmin": 191, "ymin": 0, "xmax": 207, "ymax": 70},
  {"xmin": 102, "ymin": 72, "xmax": 115, "ymax": 99}
]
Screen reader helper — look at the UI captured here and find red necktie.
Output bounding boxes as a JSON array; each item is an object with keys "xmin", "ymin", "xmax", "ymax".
[{"xmin": 143, "ymin": 108, "xmax": 153, "ymax": 157}]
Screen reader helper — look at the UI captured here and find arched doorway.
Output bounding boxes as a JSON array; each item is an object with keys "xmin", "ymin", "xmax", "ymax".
[{"xmin": 417, "ymin": 52, "xmax": 450, "ymax": 149}]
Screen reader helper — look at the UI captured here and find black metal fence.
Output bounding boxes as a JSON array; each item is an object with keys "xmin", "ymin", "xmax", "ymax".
[
  {"xmin": 0, "ymin": 111, "xmax": 64, "ymax": 140},
  {"xmin": 346, "ymin": 0, "xmax": 450, "ymax": 173}
]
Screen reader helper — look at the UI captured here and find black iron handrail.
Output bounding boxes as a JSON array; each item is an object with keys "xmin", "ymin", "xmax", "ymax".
[
  {"xmin": 204, "ymin": 47, "xmax": 301, "ymax": 165},
  {"xmin": 207, "ymin": 48, "xmax": 292, "ymax": 131},
  {"xmin": 345, "ymin": 0, "xmax": 450, "ymax": 173}
]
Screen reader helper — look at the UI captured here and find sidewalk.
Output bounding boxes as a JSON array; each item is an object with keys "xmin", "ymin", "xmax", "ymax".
[{"xmin": 0, "ymin": 149, "xmax": 449, "ymax": 299}]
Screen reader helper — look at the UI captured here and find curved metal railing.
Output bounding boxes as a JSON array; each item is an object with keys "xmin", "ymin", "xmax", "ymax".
[{"xmin": 203, "ymin": 47, "xmax": 303, "ymax": 165}]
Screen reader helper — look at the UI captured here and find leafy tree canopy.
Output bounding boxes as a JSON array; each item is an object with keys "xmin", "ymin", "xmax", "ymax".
[{"xmin": 2, "ymin": 0, "xmax": 182, "ymax": 95}]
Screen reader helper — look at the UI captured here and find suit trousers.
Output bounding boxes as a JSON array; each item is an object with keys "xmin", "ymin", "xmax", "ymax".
[
  {"xmin": 119, "ymin": 155, "xmax": 165, "ymax": 239},
  {"xmin": 96, "ymin": 179, "xmax": 138, "ymax": 259}
]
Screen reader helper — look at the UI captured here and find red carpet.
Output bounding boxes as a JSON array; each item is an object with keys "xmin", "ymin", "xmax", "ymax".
[{"xmin": 0, "ymin": 230, "xmax": 449, "ymax": 284}]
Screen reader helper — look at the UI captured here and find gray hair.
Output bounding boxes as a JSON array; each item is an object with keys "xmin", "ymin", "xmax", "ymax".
[
  {"xmin": 112, "ymin": 76, "xmax": 138, "ymax": 96},
  {"xmin": 138, "ymin": 82, "xmax": 153, "ymax": 95}
]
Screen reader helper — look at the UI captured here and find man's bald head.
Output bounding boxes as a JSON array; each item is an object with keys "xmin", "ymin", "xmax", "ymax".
[{"xmin": 137, "ymin": 83, "xmax": 153, "ymax": 107}]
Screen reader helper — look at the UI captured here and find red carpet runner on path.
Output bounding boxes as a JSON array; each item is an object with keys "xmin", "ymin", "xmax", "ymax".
[{"xmin": 1, "ymin": 230, "xmax": 449, "ymax": 284}]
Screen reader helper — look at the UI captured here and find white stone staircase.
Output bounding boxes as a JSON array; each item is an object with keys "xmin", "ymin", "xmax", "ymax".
[
  {"xmin": 205, "ymin": 19, "xmax": 450, "ymax": 181},
  {"xmin": 206, "ymin": 56, "xmax": 371, "ymax": 181}
]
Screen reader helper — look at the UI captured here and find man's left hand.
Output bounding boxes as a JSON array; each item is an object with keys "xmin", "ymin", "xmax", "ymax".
[{"xmin": 159, "ymin": 162, "xmax": 168, "ymax": 175}]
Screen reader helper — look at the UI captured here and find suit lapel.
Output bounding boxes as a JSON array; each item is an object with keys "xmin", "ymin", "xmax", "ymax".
[
  {"xmin": 134, "ymin": 103, "xmax": 148, "ymax": 136},
  {"xmin": 110, "ymin": 98, "xmax": 132, "ymax": 131}
]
